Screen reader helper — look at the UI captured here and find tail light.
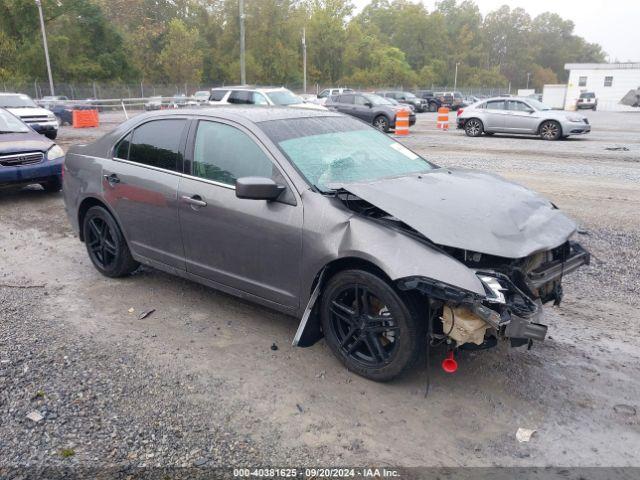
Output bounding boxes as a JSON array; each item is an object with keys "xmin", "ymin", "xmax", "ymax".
[{"xmin": 457, "ymin": 108, "xmax": 464, "ymax": 116}]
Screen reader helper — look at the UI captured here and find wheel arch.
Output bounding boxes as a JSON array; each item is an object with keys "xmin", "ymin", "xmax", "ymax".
[
  {"xmin": 77, "ymin": 196, "xmax": 120, "ymax": 242},
  {"xmin": 309, "ymin": 256, "xmax": 393, "ymax": 297}
]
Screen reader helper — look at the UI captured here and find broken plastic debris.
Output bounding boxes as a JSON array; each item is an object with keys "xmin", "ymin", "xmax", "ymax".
[
  {"xmin": 138, "ymin": 309, "xmax": 156, "ymax": 320},
  {"xmin": 605, "ymin": 146, "xmax": 629, "ymax": 151},
  {"xmin": 128, "ymin": 307, "xmax": 135, "ymax": 313},
  {"xmin": 516, "ymin": 427, "xmax": 536, "ymax": 443},
  {"xmin": 26, "ymin": 411, "xmax": 44, "ymax": 423},
  {"xmin": 613, "ymin": 404, "xmax": 637, "ymax": 417}
]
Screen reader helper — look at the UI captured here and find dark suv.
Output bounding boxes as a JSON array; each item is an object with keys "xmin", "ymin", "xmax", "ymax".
[
  {"xmin": 414, "ymin": 90, "xmax": 442, "ymax": 112},
  {"xmin": 325, "ymin": 92, "xmax": 416, "ymax": 132},
  {"xmin": 377, "ymin": 91, "xmax": 427, "ymax": 113}
]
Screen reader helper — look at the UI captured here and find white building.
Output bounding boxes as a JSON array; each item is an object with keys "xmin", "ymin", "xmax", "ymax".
[{"xmin": 564, "ymin": 63, "xmax": 640, "ymax": 111}]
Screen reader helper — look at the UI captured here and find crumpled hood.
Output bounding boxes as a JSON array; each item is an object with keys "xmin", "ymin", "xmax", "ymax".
[{"xmin": 334, "ymin": 168, "xmax": 577, "ymax": 259}]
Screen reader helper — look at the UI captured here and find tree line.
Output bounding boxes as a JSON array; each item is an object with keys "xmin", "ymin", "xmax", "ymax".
[{"xmin": 0, "ymin": 0, "xmax": 606, "ymax": 91}]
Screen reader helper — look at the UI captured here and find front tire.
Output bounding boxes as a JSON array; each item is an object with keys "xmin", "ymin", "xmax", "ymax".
[
  {"xmin": 373, "ymin": 115, "xmax": 390, "ymax": 133},
  {"xmin": 83, "ymin": 206, "xmax": 139, "ymax": 278},
  {"xmin": 320, "ymin": 269, "xmax": 423, "ymax": 382},
  {"xmin": 464, "ymin": 118, "xmax": 484, "ymax": 137},
  {"xmin": 539, "ymin": 120, "xmax": 562, "ymax": 140},
  {"xmin": 429, "ymin": 102, "xmax": 438, "ymax": 112}
]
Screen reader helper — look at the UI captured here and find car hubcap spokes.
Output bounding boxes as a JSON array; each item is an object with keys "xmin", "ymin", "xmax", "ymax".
[
  {"xmin": 468, "ymin": 121, "xmax": 479, "ymax": 135},
  {"xmin": 330, "ymin": 284, "xmax": 399, "ymax": 367},
  {"xmin": 374, "ymin": 119, "xmax": 386, "ymax": 130},
  {"xmin": 87, "ymin": 218, "xmax": 117, "ymax": 268},
  {"xmin": 542, "ymin": 123, "xmax": 557, "ymax": 139}
]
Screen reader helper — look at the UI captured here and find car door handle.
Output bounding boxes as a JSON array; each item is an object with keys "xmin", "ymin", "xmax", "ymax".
[
  {"xmin": 181, "ymin": 195, "xmax": 207, "ymax": 208},
  {"xmin": 103, "ymin": 173, "xmax": 120, "ymax": 185}
]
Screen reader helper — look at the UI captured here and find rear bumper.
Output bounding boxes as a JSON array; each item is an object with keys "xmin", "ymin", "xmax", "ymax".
[{"xmin": 0, "ymin": 157, "xmax": 63, "ymax": 186}]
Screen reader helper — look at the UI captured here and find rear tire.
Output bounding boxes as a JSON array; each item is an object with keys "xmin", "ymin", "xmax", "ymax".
[
  {"xmin": 320, "ymin": 269, "xmax": 423, "ymax": 382},
  {"xmin": 464, "ymin": 118, "xmax": 484, "ymax": 137},
  {"xmin": 539, "ymin": 120, "xmax": 562, "ymax": 140},
  {"xmin": 82, "ymin": 206, "xmax": 139, "ymax": 278}
]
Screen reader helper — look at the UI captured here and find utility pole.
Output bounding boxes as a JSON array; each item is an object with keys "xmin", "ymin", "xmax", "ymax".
[
  {"xmin": 526, "ymin": 72, "xmax": 531, "ymax": 90},
  {"xmin": 239, "ymin": 0, "xmax": 246, "ymax": 85},
  {"xmin": 453, "ymin": 62, "xmax": 460, "ymax": 91},
  {"xmin": 302, "ymin": 27, "xmax": 307, "ymax": 94},
  {"xmin": 35, "ymin": 0, "xmax": 55, "ymax": 96}
]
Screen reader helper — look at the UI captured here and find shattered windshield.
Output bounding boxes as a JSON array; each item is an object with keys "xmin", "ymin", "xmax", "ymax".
[{"xmin": 261, "ymin": 116, "xmax": 434, "ymax": 192}]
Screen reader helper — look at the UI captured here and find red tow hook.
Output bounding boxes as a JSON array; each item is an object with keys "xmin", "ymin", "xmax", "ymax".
[{"xmin": 441, "ymin": 350, "xmax": 458, "ymax": 373}]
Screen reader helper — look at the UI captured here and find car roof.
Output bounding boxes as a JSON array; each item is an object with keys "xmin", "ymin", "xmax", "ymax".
[
  {"xmin": 138, "ymin": 106, "xmax": 340, "ymax": 124},
  {"xmin": 0, "ymin": 92, "xmax": 28, "ymax": 96}
]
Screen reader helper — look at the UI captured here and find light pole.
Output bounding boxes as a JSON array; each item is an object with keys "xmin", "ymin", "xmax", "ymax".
[
  {"xmin": 453, "ymin": 62, "xmax": 460, "ymax": 91},
  {"xmin": 35, "ymin": 0, "xmax": 55, "ymax": 96},
  {"xmin": 302, "ymin": 27, "xmax": 307, "ymax": 94},
  {"xmin": 239, "ymin": 0, "xmax": 246, "ymax": 85},
  {"xmin": 526, "ymin": 72, "xmax": 531, "ymax": 90}
]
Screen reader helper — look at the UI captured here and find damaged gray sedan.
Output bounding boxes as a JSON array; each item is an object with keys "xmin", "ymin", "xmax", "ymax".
[{"xmin": 63, "ymin": 107, "xmax": 589, "ymax": 381}]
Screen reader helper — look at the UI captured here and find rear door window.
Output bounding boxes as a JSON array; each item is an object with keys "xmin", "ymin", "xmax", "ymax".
[
  {"xmin": 114, "ymin": 132, "xmax": 132, "ymax": 159},
  {"xmin": 228, "ymin": 90, "xmax": 253, "ymax": 104},
  {"xmin": 339, "ymin": 94, "xmax": 355, "ymax": 104},
  {"xmin": 486, "ymin": 100, "xmax": 506, "ymax": 110},
  {"xmin": 127, "ymin": 119, "xmax": 186, "ymax": 171},
  {"xmin": 209, "ymin": 90, "xmax": 228, "ymax": 101}
]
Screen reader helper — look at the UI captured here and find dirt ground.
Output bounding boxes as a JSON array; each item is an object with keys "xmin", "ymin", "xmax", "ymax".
[{"xmin": 1, "ymin": 109, "xmax": 639, "ymax": 469}]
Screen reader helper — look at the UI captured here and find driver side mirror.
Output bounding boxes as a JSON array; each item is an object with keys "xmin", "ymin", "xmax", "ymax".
[
  {"xmin": 364, "ymin": 101, "xmax": 373, "ymax": 108},
  {"xmin": 235, "ymin": 177, "xmax": 285, "ymax": 201}
]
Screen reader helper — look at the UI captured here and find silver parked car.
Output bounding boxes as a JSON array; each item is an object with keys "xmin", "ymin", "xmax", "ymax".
[
  {"xmin": 457, "ymin": 97, "xmax": 591, "ymax": 140},
  {"xmin": 63, "ymin": 107, "xmax": 589, "ymax": 381}
]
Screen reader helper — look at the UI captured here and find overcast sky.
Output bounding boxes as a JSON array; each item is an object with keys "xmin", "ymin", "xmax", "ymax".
[{"xmin": 352, "ymin": 0, "xmax": 639, "ymax": 62}]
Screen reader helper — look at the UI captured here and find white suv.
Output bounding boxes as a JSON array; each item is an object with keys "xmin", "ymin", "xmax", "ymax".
[
  {"xmin": 208, "ymin": 87, "xmax": 325, "ymax": 110},
  {"xmin": 0, "ymin": 93, "xmax": 59, "ymax": 139}
]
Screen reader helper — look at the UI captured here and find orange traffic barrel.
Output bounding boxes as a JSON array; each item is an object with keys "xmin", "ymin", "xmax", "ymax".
[
  {"xmin": 72, "ymin": 109, "xmax": 99, "ymax": 128},
  {"xmin": 437, "ymin": 107, "xmax": 449, "ymax": 130},
  {"xmin": 395, "ymin": 109, "xmax": 410, "ymax": 136}
]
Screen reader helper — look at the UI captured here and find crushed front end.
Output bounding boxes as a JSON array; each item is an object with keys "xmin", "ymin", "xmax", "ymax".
[{"xmin": 398, "ymin": 241, "xmax": 590, "ymax": 350}]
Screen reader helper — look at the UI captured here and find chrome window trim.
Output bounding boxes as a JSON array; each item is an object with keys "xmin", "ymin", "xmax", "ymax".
[
  {"xmin": 111, "ymin": 156, "xmax": 181, "ymax": 176},
  {"xmin": 180, "ymin": 173, "xmax": 236, "ymax": 190}
]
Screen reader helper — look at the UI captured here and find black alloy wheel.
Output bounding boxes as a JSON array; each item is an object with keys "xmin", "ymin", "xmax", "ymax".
[
  {"xmin": 321, "ymin": 270, "xmax": 423, "ymax": 381},
  {"xmin": 83, "ymin": 206, "xmax": 139, "ymax": 277}
]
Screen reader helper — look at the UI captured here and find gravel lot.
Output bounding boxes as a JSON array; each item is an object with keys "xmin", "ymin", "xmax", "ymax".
[{"xmin": 1, "ymin": 109, "xmax": 639, "ymax": 473}]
